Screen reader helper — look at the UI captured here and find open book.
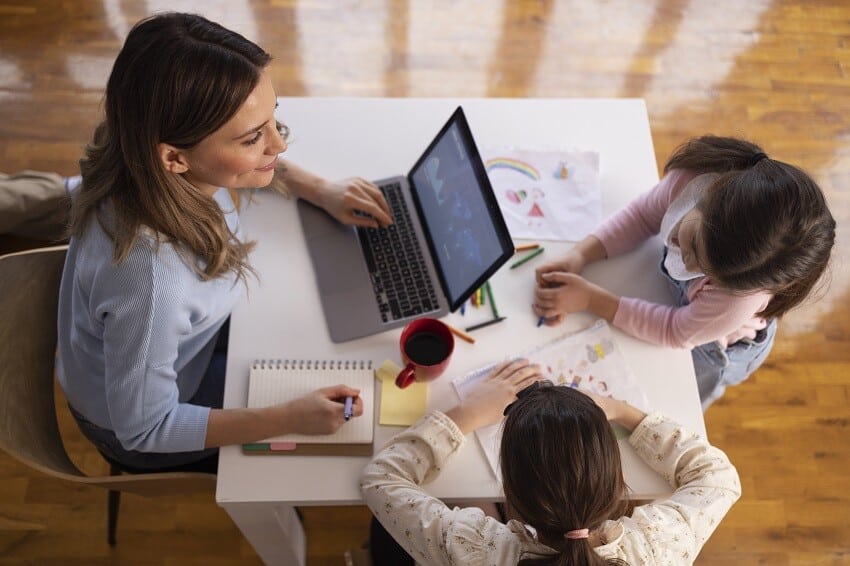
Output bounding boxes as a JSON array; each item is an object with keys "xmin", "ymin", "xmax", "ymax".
[
  {"xmin": 452, "ymin": 320, "xmax": 648, "ymax": 478},
  {"xmin": 243, "ymin": 359, "xmax": 374, "ymax": 455}
]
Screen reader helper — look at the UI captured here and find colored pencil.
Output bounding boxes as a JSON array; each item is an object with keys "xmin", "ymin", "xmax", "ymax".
[
  {"xmin": 509, "ymin": 247, "xmax": 545, "ymax": 269},
  {"xmin": 465, "ymin": 316, "xmax": 507, "ymax": 332},
  {"xmin": 445, "ymin": 322, "xmax": 476, "ymax": 344},
  {"xmin": 515, "ymin": 242, "xmax": 540, "ymax": 252},
  {"xmin": 484, "ymin": 281, "xmax": 499, "ymax": 319}
]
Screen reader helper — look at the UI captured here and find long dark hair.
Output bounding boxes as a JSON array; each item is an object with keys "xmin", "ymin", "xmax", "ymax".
[
  {"xmin": 500, "ymin": 386, "xmax": 628, "ymax": 566},
  {"xmin": 664, "ymin": 135, "xmax": 835, "ymax": 319},
  {"xmin": 72, "ymin": 12, "xmax": 270, "ymax": 282}
]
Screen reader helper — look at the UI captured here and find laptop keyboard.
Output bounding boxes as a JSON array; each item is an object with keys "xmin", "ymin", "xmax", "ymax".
[{"xmin": 357, "ymin": 182, "xmax": 439, "ymax": 323}]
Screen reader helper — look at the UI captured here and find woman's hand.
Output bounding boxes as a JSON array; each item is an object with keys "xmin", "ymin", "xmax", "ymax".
[
  {"xmin": 318, "ymin": 178, "xmax": 392, "ymax": 228},
  {"xmin": 445, "ymin": 359, "xmax": 543, "ymax": 434},
  {"xmin": 280, "ymin": 384, "xmax": 364, "ymax": 436},
  {"xmin": 532, "ymin": 272, "xmax": 619, "ymax": 325}
]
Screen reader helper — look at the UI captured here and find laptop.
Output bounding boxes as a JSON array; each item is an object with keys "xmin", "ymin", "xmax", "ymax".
[{"xmin": 298, "ymin": 106, "xmax": 513, "ymax": 343}]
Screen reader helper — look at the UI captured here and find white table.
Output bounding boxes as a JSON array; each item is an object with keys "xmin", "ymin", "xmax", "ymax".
[{"xmin": 216, "ymin": 98, "xmax": 704, "ymax": 565}]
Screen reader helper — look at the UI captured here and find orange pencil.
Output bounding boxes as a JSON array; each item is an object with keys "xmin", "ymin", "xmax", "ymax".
[
  {"xmin": 445, "ymin": 322, "xmax": 476, "ymax": 344},
  {"xmin": 515, "ymin": 242, "xmax": 540, "ymax": 252}
]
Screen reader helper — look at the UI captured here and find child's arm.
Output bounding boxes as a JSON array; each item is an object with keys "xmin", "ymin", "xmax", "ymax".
[
  {"xmin": 593, "ymin": 169, "xmax": 696, "ymax": 258},
  {"xmin": 360, "ymin": 361, "xmax": 541, "ymax": 565},
  {"xmin": 623, "ymin": 413, "xmax": 741, "ymax": 563},
  {"xmin": 614, "ymin": 283, "xmax": 772, "ymax": 348}
]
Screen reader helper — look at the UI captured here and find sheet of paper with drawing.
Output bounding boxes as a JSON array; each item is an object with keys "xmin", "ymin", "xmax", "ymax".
[
  {"xmin": 452, "ymin": 320, "xmax": 649, "ymax": 479},
  {"xmin": 484, "ymin": 148, "xmax": 602, "ymax": 242}
]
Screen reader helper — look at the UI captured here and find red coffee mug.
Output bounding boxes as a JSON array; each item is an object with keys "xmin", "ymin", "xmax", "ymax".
[{"xmin": 395, "ymin": 318, "xmax": 455, "ymax": 389}]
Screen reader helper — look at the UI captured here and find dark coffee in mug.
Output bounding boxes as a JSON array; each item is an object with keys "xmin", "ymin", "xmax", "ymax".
[
  {"xmin": 404, "ymin": 331, "xmax": 451, "ymax": 366},
  {"xmin": 395, "ymin": 317, "xmax": 455, "ymax": 388}
]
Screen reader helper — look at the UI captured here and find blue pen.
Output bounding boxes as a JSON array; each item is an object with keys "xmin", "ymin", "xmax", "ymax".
[
  {"xmin": 343, "ymin": 396, "xmax": 354, "ymax": 421},
  {"xmin": 537, "ymin": 316, "xmax": 546, "ymax": 327}
]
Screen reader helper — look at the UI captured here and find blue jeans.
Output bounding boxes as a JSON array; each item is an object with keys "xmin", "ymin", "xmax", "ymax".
[
  {"xmin": 68, "ymin": 319, "xmax": 230, "ymax": 474},
  {"xmin": 660, "ymin": 254, "xmax": 777, "ymax": 410}
]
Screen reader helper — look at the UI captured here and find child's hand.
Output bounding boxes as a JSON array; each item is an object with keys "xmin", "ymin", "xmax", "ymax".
[
  {"xmin": 580, "ymin": 390, "xmax": 647, "ymax": 433},
  {"xmin": 445, "ymin": 359, "xmax": 542, "ymax": 434},
  {"xmin": 533, "ymin": 272, "xmax": 619, "ymax": 324},
  {"xmin": 534, "ymin": 250, "xmax": 586, "ymax": 287}
]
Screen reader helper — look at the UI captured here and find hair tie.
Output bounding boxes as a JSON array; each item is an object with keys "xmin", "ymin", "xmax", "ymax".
[
  {"xmin": 749, "ymin": 152, "xmax": 768, "ymax": 167},
  {"xmin": 563, "ymin": 528, "xmax": 589, "ymax": 540}
]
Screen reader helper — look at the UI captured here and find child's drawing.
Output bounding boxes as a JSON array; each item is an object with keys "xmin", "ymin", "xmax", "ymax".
[
  {"xmin": 453, "ymin": 320, "xmax": 648, "ymax": 479},
  {"xmin": 484, "ymin": 149, "xmax": 602, "ymax": 242}
]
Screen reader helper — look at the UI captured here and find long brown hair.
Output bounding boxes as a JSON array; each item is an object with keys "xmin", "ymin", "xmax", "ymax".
[
  {"xmin": 664, "ymin": 135, "xmax": 835, "ymax": 319},
  {"xmin": 71, "ymin": 12, "xmax": 270, "ymax": 282},
  {"xmin": 500, "ymin": 386, "xmax": 629, "ymax": 566}
]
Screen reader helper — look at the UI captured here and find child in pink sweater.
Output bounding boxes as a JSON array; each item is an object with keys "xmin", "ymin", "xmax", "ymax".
[{"xmin": 533, "ymin": 136, "xmax": 835, "ymax": 408}]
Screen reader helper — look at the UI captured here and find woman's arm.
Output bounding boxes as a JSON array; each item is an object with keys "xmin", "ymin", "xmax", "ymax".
[
  {"xmin": 272, "ymin": 159, "xmax": 392, "ymax": 228},
  {"xmin": 204, "ymin": 384, "xmax": 363, "ymax": 448}
]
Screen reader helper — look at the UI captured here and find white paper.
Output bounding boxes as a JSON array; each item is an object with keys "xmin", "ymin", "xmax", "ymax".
[
  {"xmin": 452, "ymin": 320, "xmax": 648, "ymax": 479},
  {"xmin": 484, "ymin": 148, "xmax": 602, "ymax": 242}
]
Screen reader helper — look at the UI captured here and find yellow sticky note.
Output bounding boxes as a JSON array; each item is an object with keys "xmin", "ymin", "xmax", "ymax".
[{"xmin": 375, "ymin": 359, "xmax": 428, "ymax": 426}]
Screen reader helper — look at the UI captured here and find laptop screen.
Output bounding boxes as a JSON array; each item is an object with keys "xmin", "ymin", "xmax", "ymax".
[{"xmin": 408, "ymin": 107, "xmax": 514, "ymax": 312}]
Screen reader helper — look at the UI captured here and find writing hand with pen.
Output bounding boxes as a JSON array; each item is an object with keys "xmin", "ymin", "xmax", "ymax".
[
  {"xmin": 532, "ymin": 242, "xmax": 619, "ymax": 326},
  {"xmin": 280, "ymin": 385, "xmax": 364, "ymax": 435}
]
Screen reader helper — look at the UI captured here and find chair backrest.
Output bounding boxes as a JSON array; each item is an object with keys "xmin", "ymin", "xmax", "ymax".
[{"xmin": 0, "ymin": 246, "xmax": 215, "ymax": 495}]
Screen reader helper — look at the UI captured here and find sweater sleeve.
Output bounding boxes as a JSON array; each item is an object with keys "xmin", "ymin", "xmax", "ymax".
[
  {"xmin": 602, "ymin": 413, "xmax": 741, "ymax": 564},
  {"xmin": 360, "ymin": 411, "xmax": 525, "ymax": 566},
  {"xmin": 594, "ymin": 170, "xmax": 696, "ymax": 258},
  {"xmin": 95, "ymin": 240, "xmax": 210, "ymax": 453},
  {"xmin": 613, "ymin": 281, "xmax": 772, "ymax": 349}
]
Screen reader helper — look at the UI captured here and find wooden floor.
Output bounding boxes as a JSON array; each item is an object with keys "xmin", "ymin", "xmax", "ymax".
[{"xmin": 1, "ymin": 1, "xmax": 849, "ymax": 564}]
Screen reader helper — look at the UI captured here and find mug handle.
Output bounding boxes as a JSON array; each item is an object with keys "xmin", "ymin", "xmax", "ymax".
[{"xmin": 395, "ymin": 363, "xmax": 417, "ymax": 389}]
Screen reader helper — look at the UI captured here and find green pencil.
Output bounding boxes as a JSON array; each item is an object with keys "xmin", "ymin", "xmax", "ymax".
[
  {"xmin": 484, "ymin": 280, "xmax": 499, "ymax": 318},
  {"xmin": 509, "ymin": 247, "xmax": 544, "ymax": 269}
]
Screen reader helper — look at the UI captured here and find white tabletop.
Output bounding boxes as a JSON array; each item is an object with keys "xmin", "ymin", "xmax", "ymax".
[{"xmin": 216, "ymin": 97, "xmax": 704, "ymax": 507}]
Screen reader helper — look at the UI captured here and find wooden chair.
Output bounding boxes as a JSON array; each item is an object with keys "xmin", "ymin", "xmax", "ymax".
[{"xmin": 0, "ymin": 246, "xmax": 216, "ymax": 545}]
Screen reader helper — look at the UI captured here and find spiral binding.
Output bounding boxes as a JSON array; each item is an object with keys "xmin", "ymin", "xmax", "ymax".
[{"xmin": 252, "ymin": 359, "xmax": 373, "ymax": 371}]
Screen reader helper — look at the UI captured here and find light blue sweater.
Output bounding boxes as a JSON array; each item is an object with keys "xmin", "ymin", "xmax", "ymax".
[{"xmin": 57, "ymin": 189, "xmax": 243, "ymax": 453}]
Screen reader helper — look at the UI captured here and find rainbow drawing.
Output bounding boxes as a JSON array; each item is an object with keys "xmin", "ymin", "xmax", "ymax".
[{"xmin": 485, "ymin": 157, "xmax": 540, "ymax": 180}]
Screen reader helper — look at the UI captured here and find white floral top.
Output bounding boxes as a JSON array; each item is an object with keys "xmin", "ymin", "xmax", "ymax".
[{"xmin": 360, "ymin": 410, "xmax": 741, "ymax": 565}]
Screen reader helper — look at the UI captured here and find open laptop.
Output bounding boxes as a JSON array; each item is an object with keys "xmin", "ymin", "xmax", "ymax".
[{"xmin": 298, "ymin": 106, "xmax": 513, "ymax": 343}]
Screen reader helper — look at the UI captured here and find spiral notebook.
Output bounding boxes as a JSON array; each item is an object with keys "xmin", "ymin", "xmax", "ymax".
[{"xmin": 243, "ymin": 359, "xmax": 375, "ymax": 456}]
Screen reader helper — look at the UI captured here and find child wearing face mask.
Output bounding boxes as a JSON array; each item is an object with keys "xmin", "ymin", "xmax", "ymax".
[{"xmin": 532, "ymin": 136, "xmax": 835, "ymax": 409}]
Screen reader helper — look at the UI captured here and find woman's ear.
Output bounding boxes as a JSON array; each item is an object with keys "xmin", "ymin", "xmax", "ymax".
[{"xmin": 157, "ymin": 143, "xmax": 190, "ymax": 174}]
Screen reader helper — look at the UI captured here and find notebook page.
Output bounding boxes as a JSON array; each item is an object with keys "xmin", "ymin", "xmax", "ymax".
[{"xmin": 247, "ymin": 360, "xmax": 374, "ymax": 444}]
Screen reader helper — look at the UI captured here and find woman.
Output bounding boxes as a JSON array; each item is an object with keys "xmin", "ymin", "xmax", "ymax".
[
  {"xmin": 361, "ymin": 361, "xmax": 741, "ymax": 565},
  {"xmin": 57, "ymin": 12, "xmax": 391, "ymax": 473}
]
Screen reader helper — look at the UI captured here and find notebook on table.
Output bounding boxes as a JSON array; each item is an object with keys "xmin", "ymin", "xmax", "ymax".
[
  {"xmin": 242, "ymin": 359, "xmax": 374, "ymax": 456},
  {"xmin": 298, "ymin": 106, "xmax": 514, "ymax": 343}
]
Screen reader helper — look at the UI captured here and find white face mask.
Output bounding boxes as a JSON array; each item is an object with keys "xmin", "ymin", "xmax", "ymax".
[{"xmin": 664, "ymin": 246, "xmax": 703, "ymax": 281}]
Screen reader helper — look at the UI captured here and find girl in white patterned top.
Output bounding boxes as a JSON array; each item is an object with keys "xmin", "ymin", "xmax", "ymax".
[{"xmin": 361, "ymin": 360, "xmax": 741, "ymax": 565}]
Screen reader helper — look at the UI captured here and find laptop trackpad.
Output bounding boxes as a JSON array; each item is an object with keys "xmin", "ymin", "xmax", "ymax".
[{"xmin": 309, "ymin": 232, "xmax": 369, "ymax": 294}]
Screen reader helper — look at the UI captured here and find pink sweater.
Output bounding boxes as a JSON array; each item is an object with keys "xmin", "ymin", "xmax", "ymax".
[{"xmin": 594, "ymin": 169, "xmax": 771, "ymax": 349}]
